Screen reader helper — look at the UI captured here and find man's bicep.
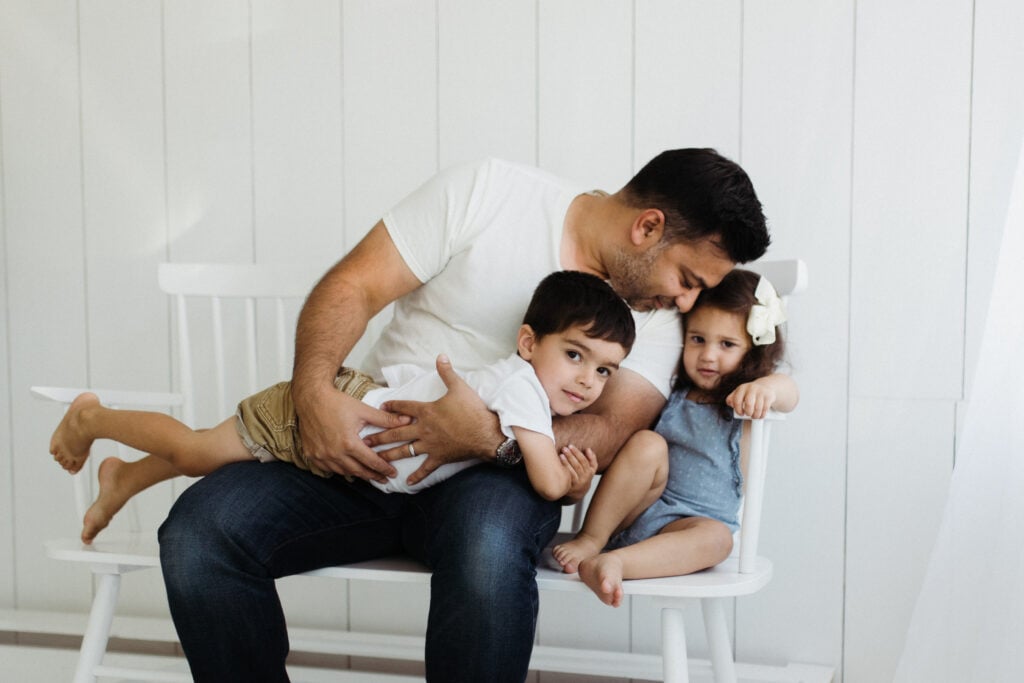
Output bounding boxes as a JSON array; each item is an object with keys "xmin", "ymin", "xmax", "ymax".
[{"xmin": 324, "ymin": 221, "xmax": 422, "ymax": 316}]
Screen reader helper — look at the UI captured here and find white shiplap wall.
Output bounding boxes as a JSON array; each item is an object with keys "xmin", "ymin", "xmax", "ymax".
[{"xmin": 1, "ymin": 1, "xmax": 1022, "ymax": 681}]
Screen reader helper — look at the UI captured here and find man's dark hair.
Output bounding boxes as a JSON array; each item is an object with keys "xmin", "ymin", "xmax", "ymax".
[
  {"xmin": 523, "ymin": 271, "xmax": 636, "ymax": 353},
  {"xmin": 621, "ymin": 148, "xmax": 770, "ymax": 263}
]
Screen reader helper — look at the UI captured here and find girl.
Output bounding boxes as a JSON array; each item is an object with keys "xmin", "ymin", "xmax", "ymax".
[{"xmin": 551, "ymin": 268, "xmax": 798, "ymax": 607}]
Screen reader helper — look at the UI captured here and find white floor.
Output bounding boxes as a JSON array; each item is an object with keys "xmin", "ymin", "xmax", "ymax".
[{"xmin": 0, "ymin": 644, "xmax": 426, "ymax": 682}]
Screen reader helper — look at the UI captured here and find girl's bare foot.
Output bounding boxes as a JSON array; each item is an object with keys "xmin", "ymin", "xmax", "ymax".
[
  {"xmin": 552, "ymin": 532, "xmax": 604, "ymax": 574},
  {"xmin": 50, "ymin": 393, "xmax": 100, "ymax": 474},
  {"xmin": 81, "ymin": 457, "xmax": 132, "ymax": 544},
  {"xmin": 578, "ymin": 553, "xmax": 625, "ymax": 607}
]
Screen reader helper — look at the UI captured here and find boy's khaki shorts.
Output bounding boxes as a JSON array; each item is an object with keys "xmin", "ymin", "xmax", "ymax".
[{"xmin": 234, "ymin": 367, "xmax": 383, "ymax": 478}]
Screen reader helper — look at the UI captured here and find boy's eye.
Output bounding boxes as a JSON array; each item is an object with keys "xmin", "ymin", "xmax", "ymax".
[
  {"xmin": 566, "ymin": 350, "xmax": 581, "ymax": 361},
  {"xmin": 689, "ymin": 335, "xmax": 704, "ymax": 344},
  {"xmin": 597, "ymin": 366, "xmax": 612, "ymax": 378}
]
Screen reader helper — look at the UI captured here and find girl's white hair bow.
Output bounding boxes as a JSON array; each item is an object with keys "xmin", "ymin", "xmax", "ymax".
[{"xmin": 747, "ymin": 276, "xmax": 786, "ymax": 346}]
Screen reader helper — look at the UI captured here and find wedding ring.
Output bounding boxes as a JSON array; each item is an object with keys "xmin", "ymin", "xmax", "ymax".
[{"xmin": 408, "ymin": 443, "xmax": 417, "ymax": 457}]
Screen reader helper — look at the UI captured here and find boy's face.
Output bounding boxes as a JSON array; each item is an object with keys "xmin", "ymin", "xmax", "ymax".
[{"xmin": 517, "ymin": 324, "xmax": 629, "ymax": 416}]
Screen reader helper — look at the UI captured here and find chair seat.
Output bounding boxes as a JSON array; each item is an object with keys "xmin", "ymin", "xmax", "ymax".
[
  {"xmin": 46, "ymin": 532, "xmax": 771, "ymax": 599},
  {"xmin": 45, "ymin": 533, "xmax": 161, "ymax": 569}
]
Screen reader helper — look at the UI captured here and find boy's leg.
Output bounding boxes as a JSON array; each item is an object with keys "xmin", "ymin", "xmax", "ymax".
[
  {"xmin": 405, "ymin": 466, "xmax": 561, "ymax": 683},
  {"xmin": 53, "ymin": 392, "xmax": 249, "ymax": 477},
  {"xmin": 82, "ymin": 454, "xmax": 180, "ymax": 543},
  {"xmin": 552, "ymin": 429, "xmax": 668, "ymax": 572},
  {"xmin": 159, "ymin": 460, "xmax": 406, "ymax": 682}
]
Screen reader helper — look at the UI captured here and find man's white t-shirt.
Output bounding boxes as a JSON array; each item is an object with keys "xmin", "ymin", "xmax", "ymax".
[
  {"xmin": 361, "ymin": 158, "xmax": 682, "ymax": 399},
  {"xmin": 363, "ymin": 354, "xmax": 553, "ymax": 494}
]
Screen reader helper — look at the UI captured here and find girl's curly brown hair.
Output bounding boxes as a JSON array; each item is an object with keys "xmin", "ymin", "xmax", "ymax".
[{"xmin": 673, "ymin": 268, "xmax": 787, "ymax": 418}]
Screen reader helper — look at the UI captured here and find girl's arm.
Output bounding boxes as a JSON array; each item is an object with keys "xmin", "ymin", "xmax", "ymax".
[
  {"xmin": 726, "ymin": 372, "xmax": 799, "ymax": 419},
  {"xmin": 513, "ymin": 426, "xmax": 575, "ymax": 501}
]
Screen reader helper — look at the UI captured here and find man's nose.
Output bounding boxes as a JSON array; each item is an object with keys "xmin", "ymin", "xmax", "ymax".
[{"xmin": 674, "ymin": 288, "xmax": 700, "ymax": 312}]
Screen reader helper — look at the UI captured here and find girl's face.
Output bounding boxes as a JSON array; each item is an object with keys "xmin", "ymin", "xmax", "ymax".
[{"xmin": 682, "ymin": 305, "xmax": 751, "ymax": 394}]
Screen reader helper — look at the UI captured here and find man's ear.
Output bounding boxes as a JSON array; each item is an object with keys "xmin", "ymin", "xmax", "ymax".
[
  {"xmin": 516, "ymin": 324, "xmax": 537, "ymax": 360},
  {"xmin": 629, "ymin": 209, "xmax": 666, "ymax": 247}
]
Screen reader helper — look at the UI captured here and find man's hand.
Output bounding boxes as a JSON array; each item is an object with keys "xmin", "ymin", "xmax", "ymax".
[
  {"xmin": 362, "ymin": 355, "xmax": 502, "ymax": 487},
  {"xmin": 294, "ymin": 384, "xmax": 410, "ymax": 482},
  {"xmin": 560, "ymin": 444, "xmax": 598, "ymax": 503}
]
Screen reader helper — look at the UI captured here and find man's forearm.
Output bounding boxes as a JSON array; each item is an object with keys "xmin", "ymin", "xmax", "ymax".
[{"xmin": 551, "ymin": 409, "xmax": 657, "ymax": 472}]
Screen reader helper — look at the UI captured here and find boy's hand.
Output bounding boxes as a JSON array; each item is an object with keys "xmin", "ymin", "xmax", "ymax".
[
  {"xmin": 560, "ymin": 444, "xmax": 598, "ymax": 503},
  {"xmin": 725, "ymin": 381, "xmax": 777, "ymax": 419}
]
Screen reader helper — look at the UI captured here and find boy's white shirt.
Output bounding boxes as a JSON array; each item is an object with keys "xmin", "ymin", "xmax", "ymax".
[{"xmin": 361, "ymin": 354, "xmax": 553, "ymax": 494}]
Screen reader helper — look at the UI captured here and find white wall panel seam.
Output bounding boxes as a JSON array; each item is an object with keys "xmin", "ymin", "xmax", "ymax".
[
  {"xmin": 960, "ymin": 0, "xmax": 977, "ymax": 409},
  {"xmin": 74, "ymin": 0, "xmax": 93, "ymax": 391},
  {"xmin": 843, "ymin": 3, "xmax": 860, "ymax": 679},
  {"xmin": 247, "ymin": 0, "xmax": 257, "ymax": 264}
]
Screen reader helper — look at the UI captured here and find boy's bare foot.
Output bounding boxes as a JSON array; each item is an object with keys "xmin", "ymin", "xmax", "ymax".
[
  {"xmin": 551, "ymin": 532, "xmax": 604, "ymax": 574},
  {"xmin": 81, "ymin": 457, "xmax": 132, "ymax": 544},
  {"xmin": 578, "ymin": 553, "xmax": 625, "ymax": 607},
  {"xmin": 50, "ymin": 393, "xmax": 100, "ymax": 474}
]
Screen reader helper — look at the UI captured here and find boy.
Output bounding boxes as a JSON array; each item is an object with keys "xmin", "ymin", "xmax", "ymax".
[{"xmin": 51, "ymin": 271, "xmax": 635, "ymax": 541}]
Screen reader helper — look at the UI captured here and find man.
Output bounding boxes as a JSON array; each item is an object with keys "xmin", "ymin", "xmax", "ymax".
[{"xmin": 158, "ymin": 149, "xmax": 771, "ymax": 682}]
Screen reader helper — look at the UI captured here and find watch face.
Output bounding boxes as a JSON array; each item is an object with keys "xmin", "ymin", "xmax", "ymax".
[{"xmin": 497, "ymin": 439, "xmax": 522, "ymax": 466}]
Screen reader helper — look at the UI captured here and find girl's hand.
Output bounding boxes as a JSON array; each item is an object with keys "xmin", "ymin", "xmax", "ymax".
[
  {"xmin": 726, "ymin": 381, "xmax": 777, "ymax": 419},
  {"xmin": 560, "ymin": 444, "xmax": 598, "ymax": 503}
]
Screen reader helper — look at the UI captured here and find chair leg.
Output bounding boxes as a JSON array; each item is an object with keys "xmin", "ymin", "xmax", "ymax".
[
  {"xmin": 72, "ymin": 571, "xmax": 122, "ymax": 683},
  {"xmin": 661, "ymin": 606, "xmax": 690, "ymax": 683},
  {"xmin": 702, "ymin": 597, "xmax": 737, "ymax": 683}
]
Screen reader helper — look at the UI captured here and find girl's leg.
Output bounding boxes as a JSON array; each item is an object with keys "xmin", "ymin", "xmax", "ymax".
[
  {"xmin": 579, "ymin": 516, "xmax": 735, "ymax": 607},
  {"xmin": 50, "ymin": 392, "xmax": 249, "ymax": 476},
  {"xmin": 81, "ymin": 454, "xmax": 181, "ymax": 544},
  {"xmin": 552, "ymin": 429, "xmax": 668, "ymax": 573}
]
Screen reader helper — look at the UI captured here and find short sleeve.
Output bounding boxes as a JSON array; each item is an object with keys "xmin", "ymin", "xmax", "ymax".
[{"xmin": 381, "ymin": 159, "xmax": 492, "ymax": 284}]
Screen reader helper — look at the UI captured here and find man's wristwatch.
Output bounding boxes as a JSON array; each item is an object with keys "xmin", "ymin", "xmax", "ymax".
[{"xmin": 495, "ymin": 436, "xmax": 523, "ymax": 468}]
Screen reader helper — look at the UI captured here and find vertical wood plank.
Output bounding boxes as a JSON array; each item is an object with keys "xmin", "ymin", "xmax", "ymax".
[
  {"xmin": 850, "ymin": 0, "xmax": 973, "ymax": 401},
  {"xmin": 251, "ymin": 0, "xmax": 344, "ymax": 270},
  {"xmin": 2, "ymin": 0, "xmax": 92, "ymax": 611},
  {"xmin": 437, "ymin": 0, "xmax": 537, "ymax": 169},
  {"xmin": 341, "ymin": 0, "xmax": 438, "ymax": 244},
  {"xmin": 0, "ymin": 109, "xmax": 13, "ymax": 608},
  {"xmin": 736, "ymin": 0, "xmax": 853, "ymax": 667},
  {"xmin": 634, "ymin": 0, "xmax": 742, "ymax": 166},
  {"xmin": 164, "ymin": 0, "xmax": 254, "ymax": 264},
  {"xmin": 78, "ymin": 0, "xmax": 172, "ymax": 616},
  {"xmin": 845, "ymin": 398, "xmax": 953, "ymax": 683},
  {"xmin": 965, "ymin": 0, "xmax": 1024, "ymax": 399},
  {"xmin": 538, "ymin": 0, "xmax": 633, "ymax": 187}
]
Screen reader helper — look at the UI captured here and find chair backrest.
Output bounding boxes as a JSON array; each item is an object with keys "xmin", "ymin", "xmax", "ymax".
[{"xmin": 157, "ymin": 263, "xmax": 321, "ymax": 428}]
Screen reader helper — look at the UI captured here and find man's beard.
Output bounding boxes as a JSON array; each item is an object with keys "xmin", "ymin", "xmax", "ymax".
[{"xmin": 607, "ymin": 243, "xmax": 663, "ymax": 310}]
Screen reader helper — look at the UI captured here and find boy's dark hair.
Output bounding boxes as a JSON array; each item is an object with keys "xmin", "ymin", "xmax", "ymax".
[
  {"xmin": 523, "ymin": 271, "xmax": 636, "ymax": 352},
  {"xmin": 621, "ymin": 148, "xmax": 770, "ymax": 264},
  {"xmin": 675, "ymin": 268, "xmax": 786, "ymax": 417}
]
